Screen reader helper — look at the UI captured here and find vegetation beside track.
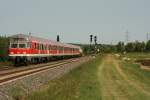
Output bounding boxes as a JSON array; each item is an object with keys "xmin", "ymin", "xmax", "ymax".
[
  {"xmin": 25, "ymin": 54, "xmax": 150, "ymax": 100},
  {"xmin": 26, "ymin": 55, "xmax": 103, "ymax": 100},
  {"xmin": 0, "ymin": 36, "xmax": 9, "ymax": 61},
  {"xmin": 98, "ymin": 54, "xmax": 150, "ymax": 100},
  {"xmin": 122, "ymin": 52, "xmax": 150, "ymax": 60},
  {"xmin": 121, "ymin": 61, "xmax": 150, "ymax": 86}
]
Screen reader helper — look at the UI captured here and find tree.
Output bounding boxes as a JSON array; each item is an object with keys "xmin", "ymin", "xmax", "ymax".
[
  {"xmin": 134, "ymin": 41, "xmax": 145, "ymax": 52},
  {"xmin": 146, "ymin": 40, "xmax": 150, "ymax": 51},
  {"xmin": 116, "ymin": 42, "xmax": 125, "ymax": 52},
  {"xmin": 141, "ymin": 42, "xmax": 146, "ymax": 52},
  {"xmin": 0, "ymin": 36, "xmax": 9, "ymax": 61},
  {"xmin": 125, "ymin": 42, "xmax": 135, "ymax": 52}
]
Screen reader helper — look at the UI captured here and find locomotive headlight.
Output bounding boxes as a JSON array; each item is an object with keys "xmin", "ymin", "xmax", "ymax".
[
  {"xmin": 26, "ymin": 37, "xmax": 29, "ymax": 41},
  {"xmin": 79, "ymin": 49, "xmax": 83, "ymax": 53},
  {"xmin": 10, "ymin": 52, "xmax": 14, "ymax": 54},
  {"xmin": 23, "ymin": 52, "xmax": 26, "ymax": 54}
]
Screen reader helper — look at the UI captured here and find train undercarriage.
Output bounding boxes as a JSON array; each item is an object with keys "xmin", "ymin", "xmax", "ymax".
[{"xmin": 9, "ymin": 54, "xmax": 82, "ymax": 66}]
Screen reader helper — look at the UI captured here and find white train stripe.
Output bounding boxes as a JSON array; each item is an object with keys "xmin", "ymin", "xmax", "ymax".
[{"xmin": 9, "ymin": 53, "xmax": 80, "ymax": 57}]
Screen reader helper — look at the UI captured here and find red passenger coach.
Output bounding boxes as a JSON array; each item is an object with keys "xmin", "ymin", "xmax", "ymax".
[{"xmin": 9, "ymin": 34, "xmax": 82, "ymax": 65}]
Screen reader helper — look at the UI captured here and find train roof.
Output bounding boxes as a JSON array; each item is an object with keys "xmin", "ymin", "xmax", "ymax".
[{"xmin": 10, "ymin": 34, "xmax": 81, "ymax": 49}]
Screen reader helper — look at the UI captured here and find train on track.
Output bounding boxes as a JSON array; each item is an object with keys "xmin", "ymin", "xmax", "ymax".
[{"xmin": 8, "ymin": 34, "xmax": 82, "ymax": 65}]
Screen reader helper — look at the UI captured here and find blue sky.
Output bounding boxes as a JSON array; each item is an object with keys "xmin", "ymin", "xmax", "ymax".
[{"xmin": 0, "ymin": 0, "xmax": 150, "ymax": 44}]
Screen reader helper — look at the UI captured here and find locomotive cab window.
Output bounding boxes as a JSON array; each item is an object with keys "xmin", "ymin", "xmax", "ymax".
[
  {"xmin": 11, "ymin": 44, "xmax": 18, "ymax": 48},
  {"xmin": 19, "ymin": 44, "xmax": 26, "ymax": 48}
]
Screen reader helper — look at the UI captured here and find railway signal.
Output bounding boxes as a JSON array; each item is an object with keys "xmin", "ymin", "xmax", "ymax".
[
  {"xmin": 90, "ymin": 35, "xmax": 93, "ymax": 44},
  {"xmin": 57, "ymin": 35, "xmax": 60, "ymax": 42},
  {"xmin": 94, "ymin": 36, "xmax": 97, "ymax": 45}
]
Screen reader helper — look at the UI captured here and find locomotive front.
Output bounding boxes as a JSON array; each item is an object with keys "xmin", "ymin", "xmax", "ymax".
[{"xmin": 9, "ymin": 34, "xmax": 30, "ymax": 65}]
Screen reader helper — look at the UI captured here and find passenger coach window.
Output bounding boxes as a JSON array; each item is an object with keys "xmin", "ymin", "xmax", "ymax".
[
  {"xmin": 11, "ymin": 44, "xmax": 18, "ymax": 48},
  {"xmin": 19, "ymin": 44, "xmax": 26, "ymax": 48}
]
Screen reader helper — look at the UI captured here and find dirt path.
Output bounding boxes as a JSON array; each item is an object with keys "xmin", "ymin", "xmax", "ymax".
[
  {"xmin": 114, "ymin": 58, "xmax": 150, "ymax": 96},
  {"xmin": 97, "ymin": 54, "xmax": 150, "ymax": 100}
]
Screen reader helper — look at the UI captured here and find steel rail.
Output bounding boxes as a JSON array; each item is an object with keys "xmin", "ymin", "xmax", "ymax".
[
  {"xmin": 0, "ymin": 58, "xmax": 79, "ymax": 76},
  {"xmin": 0, "ymin": 58, "xmax": 80, "ymax": 85}
]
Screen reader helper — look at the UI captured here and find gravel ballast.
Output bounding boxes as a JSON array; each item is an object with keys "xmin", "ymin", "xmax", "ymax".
[{"xmin": 0, "ymin": 57, "xmax": 92, "ymax": 100}]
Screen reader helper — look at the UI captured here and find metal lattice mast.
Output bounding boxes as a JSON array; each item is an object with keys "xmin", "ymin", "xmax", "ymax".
[{"xmin": 126, "ymin": 30, "xmax": 129, "ymax": 43}]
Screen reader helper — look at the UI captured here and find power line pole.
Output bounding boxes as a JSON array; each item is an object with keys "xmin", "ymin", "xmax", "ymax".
[
  {"xmin": 146, "ymin": 32, "xmax": 149, "ymax": 42},
  {"xmin": 126, "ymin": 30, "xmax": 129, "ymax": 44},
  {"xmin": 29, "ymin": 32, "xmax": 32, "ymax": 39},
  {"xmin": 29, "ymin": 32, "xmax": 32, "ymax": 36}
]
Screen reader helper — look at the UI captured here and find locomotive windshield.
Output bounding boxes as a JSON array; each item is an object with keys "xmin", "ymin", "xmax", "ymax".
[
  {"xmin": 11, "ymin": 44, "xmax": 18, "ymax": 48},
  {"xmin": 19, "ymin": 44, "xmax": 26, "ymax": 48},
  {"xmin": 9, "ymin": 37, "xmax": 29, "ymax": 48},
  {"xmin": 10, "ymin": 43, "xmax": 27, "ymax": 48}
]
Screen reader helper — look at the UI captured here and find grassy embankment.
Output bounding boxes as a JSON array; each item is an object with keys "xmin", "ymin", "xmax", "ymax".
[
  {"xmin": 97, "ymin": 54, "xmax": 150, "ymax": 100},
  {"xmin": 25, "ymin": 54, "xmax": 150, "ymax": 100},
  {"xmin": 122, "ymin": 52, "xmax": 150, "ymax": 60},
  {"xmin": 26, "ymin": 55, "xmax": 103, "ymax": 100},
  {"xmin": 121, "ymin": 53, "xmax": 150, "ymax": 95}
]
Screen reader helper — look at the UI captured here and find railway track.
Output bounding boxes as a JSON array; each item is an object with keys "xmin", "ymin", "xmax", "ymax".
[
  {"xmin": 0, "ymin": 66, "xmax": 14, "ymax": 71},
  {"xmin": 0, "ymin": 58, "xmax": 75, "ymax": 76},
  {"xmin": 0, "ymin": 58, "xmax": 81, "ymax": 85}
]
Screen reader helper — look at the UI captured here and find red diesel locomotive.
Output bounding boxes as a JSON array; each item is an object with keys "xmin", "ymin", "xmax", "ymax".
[{"xmin": 8, "ymin": 34, "xmax": 82, "ymax": 65}]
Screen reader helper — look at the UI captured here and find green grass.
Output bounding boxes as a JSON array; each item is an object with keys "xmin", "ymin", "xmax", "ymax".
[
  {"xmin": 123, "ymin": 52, "xmax": 150, "ymax": 59},
  {"xmin": 121, "ymin": 53, "xmax": 150, "ymax": 85},
  {"xmin": 24, "ymin": 54, "xmax": 150, "ymax": 100},
  {"xmin": 0, "ymin": 61, "xmax": 13, "ymax": 67},
  {"xmin": 97, "ymin": 54, "xmax": 150, "ymax": 100},
  {"xmin": 26, "ymin": 55, "xmax": 103, "ymax": 100},
  {"xmin": 10, "ymin": 87, "xmax": 26, "ymax": 100},
  {"xmin": 119, "ymin": 61, "xmax": 150, "ymax": 100},
  {"xmin": 121, "ymin": 61, "xmax": 150, "ymax": 88}
]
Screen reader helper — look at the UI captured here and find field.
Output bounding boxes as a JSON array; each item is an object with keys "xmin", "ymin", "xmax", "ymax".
[
  {"xmin": 26, "ymin": 54, "xmax": 150, "ymax": 100},
  {"xmin": 122, "ymin": 52, "xmax": 150, "ymax": 60}
]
